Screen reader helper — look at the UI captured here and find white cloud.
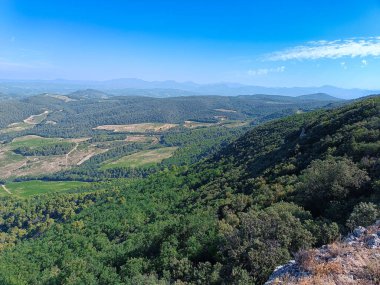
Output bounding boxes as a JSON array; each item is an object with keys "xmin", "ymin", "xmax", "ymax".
[
  {"xmin": 361, "ymin": 59, "xmax": 368, "ymax": 66},
  {"xmin": 267, "ymin": 37, "xmax": 380, "ymax": 61},
  {"xmin": 247, "ymin": 66, "xmax": 285, "ymax": 76},
  {"xmin": 340, "ymin": 62, "xmax": 347, "ymax": 70}
]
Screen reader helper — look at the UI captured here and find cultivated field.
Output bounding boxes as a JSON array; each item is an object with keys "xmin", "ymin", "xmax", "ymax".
[
  {"xmin": 0, "ymin": 136, "xmax": 105, "ymax": 179},
  {"xmin": 0, "ymin": 180, "xmax": 87, "ymax": 197},
  {"xmin": 183, "ymin": 121, "xmax": 218, "ymax": 129},
  {"xmin": 94, "ymin": 123, "xmax": 178, "ymax": 133},
  {"xmin": 9, "ymin": 135, "xmax": 62, "ymax": 149},
  {"xmin": 101, "ymin": 147, "xmax": 177, "ymax": 169},
  {"xmin": 125, "ymin": 135, "xmax": 159, "ymax": 143}
]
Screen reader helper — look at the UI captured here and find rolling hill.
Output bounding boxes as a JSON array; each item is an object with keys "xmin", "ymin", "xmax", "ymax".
[
  {"xmin": 0, "ymin": 93, "xmax": 341, "ymax": 140},
  {"xmin": 296, "ymin": 93, "xmax": 342, "ymax": 101},
  {"xmin": 0, "ymin": 95, "xmax": 377, "ymax": 284}
]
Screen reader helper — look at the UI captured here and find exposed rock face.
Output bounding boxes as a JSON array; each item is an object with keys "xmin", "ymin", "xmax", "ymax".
[
  {"xmin": 264, "ymin": 260, "xmax": 310, "ymax": 284},
  {"xmin": 265, "ymin": 223, "xmax": 380, "ymax": 285}
]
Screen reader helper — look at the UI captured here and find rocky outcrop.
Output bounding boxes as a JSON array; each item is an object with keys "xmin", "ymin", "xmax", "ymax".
[{"xmin": 265, "ymin": 223, "xmax": 380, "ymax": 285}]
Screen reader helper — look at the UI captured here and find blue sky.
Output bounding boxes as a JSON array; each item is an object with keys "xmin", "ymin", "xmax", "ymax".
[{"xmin": 1, "ymin": 0, "xmax": 380, "ymax": 88}]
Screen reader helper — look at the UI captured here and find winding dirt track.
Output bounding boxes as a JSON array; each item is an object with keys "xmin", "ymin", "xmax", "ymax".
[
  {"xmin": 65, "ymin": 142, "xmax": 79, "ymax": 167},
  {"xmin": 1, "ymin": 184, "xmax": 11, "ymax": 194}
]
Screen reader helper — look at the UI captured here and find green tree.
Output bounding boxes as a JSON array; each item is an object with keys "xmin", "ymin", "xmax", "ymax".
[
  {"xmin": 297, "ymin": 157, "xmax": 370, "ymax": 215},
  {"xmin": 346, "ymin": 202, "xmax": 379, "ymax": 230}
]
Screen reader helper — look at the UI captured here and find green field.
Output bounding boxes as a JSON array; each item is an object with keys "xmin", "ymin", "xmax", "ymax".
[
  {"xmin": 0, "ymin": 180, "xmax": 87, "ymax": 197},
  {"xmin": 101, "ymin": 147, "xmax": 177, "ymax": 169},
  {"xmin": 9, "ymin": 136, "xmax": 62, "ymax": 149},
  {"xmin": 0, "ymin": 151, "xmax": 24, "ymax": 164}
]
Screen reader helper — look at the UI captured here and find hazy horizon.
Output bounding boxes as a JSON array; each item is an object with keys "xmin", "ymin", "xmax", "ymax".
[{"xmin": 0, "ymin": 77, "xmax": 378, "ymax": 88}]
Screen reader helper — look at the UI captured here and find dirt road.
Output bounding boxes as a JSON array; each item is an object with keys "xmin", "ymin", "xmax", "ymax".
[
  {"xmin": 65, "ymin": 142, "xmax": 79, "ymax": 167},
  {"xmin": 1, "ymin": 184, "xmax": 11, "ymax": 194}
]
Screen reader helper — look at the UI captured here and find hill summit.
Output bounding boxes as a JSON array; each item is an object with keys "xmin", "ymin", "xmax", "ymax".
[{"xmin": 266, "ymin": 223, "xmax": 380, "ymax": 284}]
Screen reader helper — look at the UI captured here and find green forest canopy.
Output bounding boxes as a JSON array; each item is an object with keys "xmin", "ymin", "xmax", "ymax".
[{"xmin": 0, "ymin": 96, "xmax": 378, "ymax": 284}]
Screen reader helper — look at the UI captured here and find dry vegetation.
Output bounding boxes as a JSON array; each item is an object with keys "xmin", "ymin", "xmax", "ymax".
[
  {"xmin": 0, "ymin": 136, "xmax": 103, "ymax": 179},
  {"xmin": 23, "ymin": 110, "xmax": 49, "ymax": 124},
  {"xmin": 45, "ymin": 94, "xmax": 77, "ymax": 102},
  {"xmin": 0, "ymin": 146, "xmax": 105, "ymax": 179},
  {"xmin": 214, "ymin": 108, "xmax": 237, "ymax": 113},
  {"xmin": 94, "ymin": 123, "xmax": 178, "ymax": 133},
  {"xmin": 101, "ymin": 147, "xmax": 177, "ymax": 169},
  {"xmin": 0, "ymin": 122, "xmax": 33, "ymax": 134},
  {"xmin": 269, "ymin": 225, "xmax": 380, "ymax": 285},
  {"xmin": 125, "ymin": 135, "xmax": 158, "ymax": 143},
  {"xmin": 183, "ymin": 120, "xmax": 218, "ymax": 129},
  {"xmin": 0, "ymin": 112, "xmax": 50, "ymax": 134}
]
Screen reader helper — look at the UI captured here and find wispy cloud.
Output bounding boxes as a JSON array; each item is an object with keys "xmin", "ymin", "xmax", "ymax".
[
  {"xmin": 267, "ymin": 37, "xmax": 380, "ymax": 61},
  {"xmin": 247, "ymin": 66, "xmax": 285, "ymax": 76}
]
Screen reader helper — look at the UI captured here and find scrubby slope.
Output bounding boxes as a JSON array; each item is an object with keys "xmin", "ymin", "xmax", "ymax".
[
  {"xmin": 265, "ymin": 223, "xmax": 380, "ymax": 285},
  {"xmin": 0, "ymin": 96, "xmax": 377, "ymax": 284}
]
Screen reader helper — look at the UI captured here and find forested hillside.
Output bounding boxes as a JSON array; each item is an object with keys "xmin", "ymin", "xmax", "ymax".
[
  {"xmin": 0, "ymin": 93, "xmax": 340, "ymax": 140},
  {"xmin": 0, "ymin": 92, "xmax": 341, "ymax": 182},
  {"xmin": 0, "ymin": 101, "xmax": 43, "ymax": 128},
  {"xmin": 0, "ymin": 96, "xmax": 377, "ymax": 284}
]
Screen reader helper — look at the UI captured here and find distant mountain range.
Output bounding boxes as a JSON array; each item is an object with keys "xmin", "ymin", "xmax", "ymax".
[{"xmin": 0, "ymin": 78, "xmax": 378, "ymax": 99}]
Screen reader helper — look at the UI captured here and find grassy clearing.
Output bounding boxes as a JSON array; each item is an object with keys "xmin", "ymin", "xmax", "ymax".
[
  {"xmin": 45, "ymin": 94, "xmax": 77, "ymax": 102},
  {"xmin": 0, "ymin": 151, "xmax": 24, "ymax": 165},
  {"xmin": 125, "ymin": 135, "xmax": 157, "ymax": 143},
  {"xmin": 0, "ymin": 110, "xmax": 49, "ymax": 134},
  {"xmin": 9, "ymin": 136, "xmax": 62, "ymax": 149},
  {"xmin": 214, "ymin": 108, "xmax": 237, "ymax": 113},
  {"xmin": 23, "ymin": 111, "xmax": 49, "ymax": 124},
  {"xmin": 183, "ymin": 120, "xmax": 249, "ymax": 129},
  {"xmin": 0, "ymin": 122, "xmax": 33, "ymax": 134},
  {"xmin": 223, "ymin": 120, "xmax": 250, "ymax": 128},
  {"xmin": 183, "ymin": 121, "xmax": 218, "ymax": 129},
  {"xmin": 0, "ymin": 136, "xmax": 105, "ymax": 179},
  {"xmin": 101, "ymin": 147, "xmax": 177, "ymax": 169},
  {"xmin": 0, "ymin": 180, "xmax": 87, "ymax": 197},
  {"xmin": 94, "ymin": 123, "xmax": 178, "ymax": 133}
]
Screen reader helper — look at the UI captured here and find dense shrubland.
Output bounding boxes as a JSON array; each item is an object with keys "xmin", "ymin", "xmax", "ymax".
[
  {"xmin": 14, "ymin": 142, "xmax": 76, "ymax": 156},
  {"xmin": 0, "ymin": 96, "xmax": 377, "ymax": 284},
  {"xmin": 0, "ymin": 94, "xmax": 339, "ymax": 141}
]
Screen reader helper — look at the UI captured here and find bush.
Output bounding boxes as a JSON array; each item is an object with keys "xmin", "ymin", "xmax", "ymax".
[
  {"xmin": 346, "ymin": 202, "xmax": 379, "ymax": 230},
  {"xmin": 297, "ymin": 157, "xmax": 370, "ymax": 215},
  {"xmin": 219, "ymin": 203, "xmax": 315, "ymax": 284}
]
